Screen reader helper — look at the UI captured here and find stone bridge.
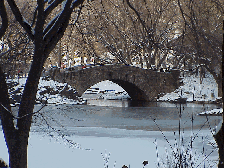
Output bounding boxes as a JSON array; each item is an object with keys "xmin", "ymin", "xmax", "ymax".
[{"xmin": 49, "ymin": 65, "xmax": 181, "ymax": 101}]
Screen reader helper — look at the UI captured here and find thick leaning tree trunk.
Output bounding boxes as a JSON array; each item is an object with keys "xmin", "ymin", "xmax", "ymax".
[
  {"xmin": 214, "ymin": 120, "xmax": 224, "ymax": 168},
  {"xmin": 4, "ymin": 47, "xmax": 46, "ymax": 168},
  {"xmin": 0, "ymin": 67, "xmax": 14, "ymax": 165},
  {"xmin": 217, "ymin": 80, "xmax": 223, "ymax": 98}
]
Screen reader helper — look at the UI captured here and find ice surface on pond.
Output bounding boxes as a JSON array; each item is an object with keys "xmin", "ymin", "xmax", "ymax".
[{"xmin": 0, "ymin": 127, "xmax": 219, "ymax": 168}]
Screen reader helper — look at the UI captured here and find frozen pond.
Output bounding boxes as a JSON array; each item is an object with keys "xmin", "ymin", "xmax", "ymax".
[{"xmin": 0, "ymin": 102, "xmax": 222, "ymax": 168}]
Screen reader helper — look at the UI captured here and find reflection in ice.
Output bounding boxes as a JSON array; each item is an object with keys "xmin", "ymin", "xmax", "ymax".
[{"xmin": 86, "ymin": 99, "xmax": 130, "ymax": 107}]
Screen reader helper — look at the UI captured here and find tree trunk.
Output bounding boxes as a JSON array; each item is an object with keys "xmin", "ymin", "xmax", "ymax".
[
  {"xmin": 8, "ymin": 131, "xmax": 29, "ymax": 168},
  {"xmin": 0, "ymin": 68, "xmax": 28, "ymax": 167},
  {"xmin": 139, "ymin": 53, "xmax": 143, "ymax": 68},
  {"xmin": 2, "ymin": 45, "xmax": 46, "ymax": 168},
  {"xmin": 1, "ymin": 0, "xmax": 84, "ymax": 167},
  {"xmin": 211, "ymin": 73, "xmax": 223, "ymax": 98},
  {"xmin": 0, "ymin": 66, "xmax": 19, "ymax": 167},
  {"xmin": 214, "ymin": 119, "xmax": 224, "ymax": 168},
  {"xmin": 218, "ymin": 80, "xmax": 223, "ymax": 98},
  {"xmin": 203, "ymin": 64, "xmax": 223, "ymax": 98}
]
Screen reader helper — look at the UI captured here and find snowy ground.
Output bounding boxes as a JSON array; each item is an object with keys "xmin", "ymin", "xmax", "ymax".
[
  {"xmin": 157, "ymin": 72, "xmax": 223, "ymax": 116},
  {"xmin": 6, "ymin": 77, "xmax": 86, "ymax": 106},
  {"xmin": 158, "ymin": 71, "xmax": 221, "ymax": 102}
]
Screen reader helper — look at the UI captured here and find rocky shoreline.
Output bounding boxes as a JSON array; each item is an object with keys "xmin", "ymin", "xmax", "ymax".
[{"xmin": 6, "ymin": 76, "xmax": 86, "ymax": 107}]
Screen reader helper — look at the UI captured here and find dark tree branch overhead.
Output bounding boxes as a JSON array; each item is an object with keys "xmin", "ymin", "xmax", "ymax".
[
  {"xmin": 7, "ymin": 0, "xmax": 34, "ymax": 41},
  {"xmin": 0, "ymin": 0, "xmax": 8, "ymax": 38},
  {"xmin": 43, "ymin": 0, "xmax": 73, "ymax": 42},
  {"xmin": 31, "ymin": 6, "xmax": 38, "ymax": 27},
  {"xmin": 35, "ymin": 0, "xmax": 45, "ymax": 40},
  {"xmin": 44, "ymin": 0, "xmax": 85, "ymax": 57},
  {"xmin": 43, "ymin": 13, "xmax": 60, "ymax": 36},
  {"xmin": 44, "ymin": 0, "xmax": 64, "ymax": 18},
  {"xmin": 125, "ymin": 0, "xmax": 149, "ymax": 35},
  {"xmin": 71, "ymin": 0, "xmax": 85, "ymax": 9},
  {"xmin": 125, "ymin": 0, "xmax": 155, "ymax": 46},
  {"xmin": 44, "ymin": 0, "xmax": 84, "ymax": 38}
]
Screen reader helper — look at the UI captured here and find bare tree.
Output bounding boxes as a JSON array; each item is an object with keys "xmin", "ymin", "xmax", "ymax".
[
  {"xmin": 173, "ymin": 1, "xmax": 224, "ymax": 166},
  {"xmin": 0, "ymin": 0, "xmax": 85, "ymax": 167},
  {"xmin": 74, "ymin": 0, "xmax": 182, "ymax": 68},
  {"xmin": 175, "ymin": 0, "xmax": 223, "ymax": 96},
  {"xmin": 48, "ymin": 0, "xmax": 182, "ymax": 68},
  {"xmin": 0, "ymin": 3, "xmax": 33, "ymax": 78}
]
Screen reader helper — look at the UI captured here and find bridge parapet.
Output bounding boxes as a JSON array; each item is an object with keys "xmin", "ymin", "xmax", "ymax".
[{"xmin": 50, "ymin": 65, "xmax": 180, "ymax": 101}]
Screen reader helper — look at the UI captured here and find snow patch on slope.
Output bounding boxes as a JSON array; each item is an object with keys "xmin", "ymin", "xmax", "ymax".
[
  {"xmin": 6, "ymin": 77, "xmax": 86, "ymax": 106},
  {"xmin": 158, "ymin": 72, "xmax": 220, "ymax": 102}
]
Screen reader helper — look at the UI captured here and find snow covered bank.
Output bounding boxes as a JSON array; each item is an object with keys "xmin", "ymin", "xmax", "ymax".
[
  {"xmin": 198, "ymin": 108, "xmax": 223, "ymax": 116},
  {"xmin": 158, "ymin": 72, "xmax": 221, "ymax": 103},
  {"xmin": 6, "ymin": 77, "xmax": 86, "ymax": 106},
  {"xmin": 6, "ymin": 70, "xmax": 222, "ymax": 106}
]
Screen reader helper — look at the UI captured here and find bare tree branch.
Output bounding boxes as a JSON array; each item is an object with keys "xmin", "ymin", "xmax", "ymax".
[
  {"xmin": 44, "ymin": 0, "xmax": 85, "ymax": 56},
  {"xmin": 31, "ymin": 6, "xmax": 38, "ymax": 27},
  {"xmin": 43, "ymin": 0, "xmax": 74, "ymax": 43},
  {"xmin": 7, "ymin": 0, "xmax": 34, "ymax": 40},
  {"xmin": 44, "ymin": 0, "xmax": 64, "ymax": 18},
  {"xmin": 0, "ymin": 103, "xmax": 47, "ymax": 120},
  {"xmin": 0, "ymin": 0, "xmax": 8, "ymax": 38},
  {"xmin": 125, "ymin": 0, "xmax": 149, "ymax": 37},
  {"xmin": 34, "ymin": 0, "xmax": 45, "ymax": 41}
]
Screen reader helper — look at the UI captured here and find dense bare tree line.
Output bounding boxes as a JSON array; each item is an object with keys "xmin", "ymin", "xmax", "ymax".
[
  {"xmin": 176, "ymin": 0, "xmax": 223, "ymax": 96},
  {"xmin": 2, "ymin": 0, "xmax": 223, "ymax": 86},
  {"xmin": 68, "ymin": 0, "xmax": 223, "ymax": 94},
  {"xmin": 63, "ymin": 0, "xmax": 223, "ymax": 80},
  {"xmin": 68, "ymin": 0, "xmax": 182, "ymax": 67},
  {"xmin": 0, "ymin": 1, "xmax": 35, "ymax": 77}
]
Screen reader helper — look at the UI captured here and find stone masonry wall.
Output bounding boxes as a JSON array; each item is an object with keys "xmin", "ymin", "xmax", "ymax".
[{"xmin": 50, "ymin": 65, "xmax": 180, "ymax": 101}]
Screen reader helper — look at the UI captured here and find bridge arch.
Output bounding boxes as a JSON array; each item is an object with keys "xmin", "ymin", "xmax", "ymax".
[
  {"xmin": 52, "ymin": 65, "xmax": 180, "ymax": 101},
  {"xmin": 110, "ymin": 79, "xmax": 148, "ymax": 101}
]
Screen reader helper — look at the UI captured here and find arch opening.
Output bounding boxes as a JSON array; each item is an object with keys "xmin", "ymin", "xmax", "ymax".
[
  {"xmin": 111, "ymin": 79, "xmax": 148, "ymax": 101},
  {"xmin": 82, "ymin": 80, "xmax": 130, "ymax": 100},
  {"xmin": 82, "ymin": 80, "xmax": 148, "ymax": 101}
]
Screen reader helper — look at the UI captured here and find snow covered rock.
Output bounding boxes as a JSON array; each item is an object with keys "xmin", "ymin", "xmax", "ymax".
[{"xmin": 6, "ymin": 77, "xmax": 86, "ymax": 106}]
